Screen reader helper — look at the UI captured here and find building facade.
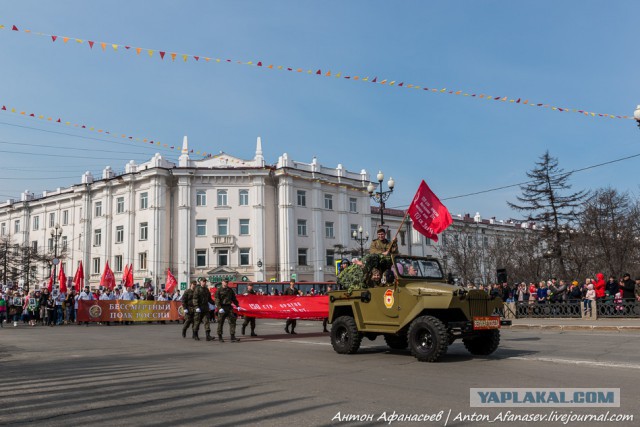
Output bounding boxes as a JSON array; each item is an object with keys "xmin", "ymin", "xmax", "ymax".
[{"xmin": 0, "ymin": 137, "xmax": 374, "ymax": 290}]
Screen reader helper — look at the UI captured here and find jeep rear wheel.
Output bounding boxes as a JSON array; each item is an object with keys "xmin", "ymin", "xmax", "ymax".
[
  {"xmin": 463, "ymin": 329, "xmax": 500, "ymax": 355},
  {"xmin": 331, "ymin": 316, "xmax": 362, "ymax": 354},
  {"xmin": 408, "ymin": 316, "xmax": 448, "ymax": 362},
  {"xmin": 384, "ymin": 333, "xmax": 408, "ymax": 350}
]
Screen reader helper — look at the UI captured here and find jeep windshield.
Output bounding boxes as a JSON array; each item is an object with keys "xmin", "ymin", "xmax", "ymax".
[{"xmin": 394, "ymin": 257, "xmax": 443, "ymax": 280}]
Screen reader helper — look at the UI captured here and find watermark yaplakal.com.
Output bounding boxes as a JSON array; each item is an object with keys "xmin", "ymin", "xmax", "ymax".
[{"xmin": 470, "ymin": 388, "xmax": 620, "ymax": 407}]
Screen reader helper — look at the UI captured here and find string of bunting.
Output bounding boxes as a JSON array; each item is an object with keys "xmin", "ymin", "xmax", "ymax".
[
  {"xmin": 0, "ymin": 23, "xmax": 632, "ymax": 121},
  {"xmin": 0, "ymin": 101, "xmax": 211, "ymax": 158}
]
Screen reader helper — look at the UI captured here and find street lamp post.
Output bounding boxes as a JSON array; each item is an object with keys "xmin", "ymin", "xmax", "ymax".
[
  {"xmin": 635, "ymin": 105, "xmax": 640, "ymax": 129},
  {"xmin": 367, "ymin": 171, "xmax": 395, "ymax": 227},
  {"xmin": 352, "ymin": 226, "xmax": 369, "ymax": 257},
  {"xmin": 50, "ymin": 224, "xmax": 62, "ymax": 284}
]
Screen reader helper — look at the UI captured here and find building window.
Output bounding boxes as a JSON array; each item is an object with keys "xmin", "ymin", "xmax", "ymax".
[
  {"xmin": 49, "ymin": 212, "xmax": 56, "ymax": 228},
  {"xmin": 218, "ymin": 249, "xmax": 228, "ymax": 266},
  {"xmin": 196, "ymin": 190, "xmax": 207, "ymax": 206},
  {"xmin": 399, "ymin": 231, "xmax": 406, "ymax": 246},
  {"xmin": 139, "ymin": 222, "xmax": 148, "ymax": 241},
  {"xmin": 32, "ymin": 216, "xmax": 39, "ymax": 231},
  {"xmin": 196, "ymin": 249, "xmax": 207, "ymax": 267},
  {"xmin": 239, "ymin": 248, "xmax": 250, "ymax": 266},
  {"xmin": 325, "ymin": 221, "xmax": 334, "ymax": 238},
  {"xmin": 114, "ymin": 255, "xmax": 123, "ymax": 273},
  {"xmin": 139, "ymin": 252, "xmax": 147, "ymax": 270},
  {"xmin": 218, "ymin": 219, "xmax": 228, "ymax": 236},
  {"xmin": 140, "ymin": 192, "xmax": 148, "ymax": 210},
  {"xmin": 217, "ymin": 190, "xmax": 228, "ymax": 207},
  {"xmin": 349, "ymin": 198, "xmax": 358, "ymax": 213},
  {"xmin": 0, "ymin": 222, "xmax": 5, "ymax": 236},
  {"xmin": 239, "ymin": 219, "xmax": 250, "ymax": 235},
  {"xmin": 31, "ymin": 241, "xmax": 38, "ymax": 252},
  {"xmin": 62, "ymin": 210, "xmax": 69, "ymax": 225},
  {"xmin": 324, "ymin": 194, "xmax": 333, "ymax": 210},
  {"xmin": 239, "ymin": 189, "xmax": 249, "ymax": 206},
  {"xmin": 14, "ymin": 220, "xmax": 20, "ymax": 233},
  {"xmin": 61, "ymin": 236, "xmax": 68, "ymax": 251},
  {"xmin": 297, "ymin": 190, "xmax": 306, "ymax": 207},
  {"xmin": 196, "ymin": 220, "xmax": 207, "ymax": 237},
  {"xmin": 115, "ymin": 226, "xmax": 124, "ymax": 243},
  {"xmin": 350, "ymin": 224, "xmax": 358, "ymax": 237},
  {"xmin": 297, "ymin": 219, "xmax": 307, "ymax": 236},
  {"xmin": 93, "ymin": 229, "xmax": 102, "ymax": 247},
  {"xmin": 326, "ymin": 250, "xmax": 334, "ymax": 267},
  {"xmin": 297, "ymin": 248, "xmax": 308, "ymax": 266},
  {"xmin": 94, "ymin": 201, "xmax": 102, "ymax": 217},
  {"xmin": 116, "ymin": 197, "xmax": 124, "ymax": 214},
  {"xmin": 93, "ymin": 257, "xmax": 101, "ymax": 275},
  {"xmin": 48, "ymin": 238, "xmax": 53, "ymax": 252}
]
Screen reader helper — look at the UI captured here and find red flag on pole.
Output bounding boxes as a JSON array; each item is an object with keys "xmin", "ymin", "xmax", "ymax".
[
  {"xmin": 407, "ymin": 180, "xmax": 453, "ymax": 242},
  {"xmin": 122, "ymin": 263, "xmax": 130, "ymax": 285},
  {"xmin": 73, "ymin": 261, "xmax": 84, "ymax": 292},
  {"xmin": 59, "ymin": 263, "xmax": 67, "ymax": 293},
  {"xmin": 100, "ymin": 261, "xmax": 116, "ymax": 290},
  {"xmin": 47, "ymin": 268, "xmax": 54, "ymax": 293},
  {"xmin": 125, "ymin": 263, "xmax": 134, "ymax": 288},
  {"xmin": 165, "ymin": 268, "xmax": 177, "ymax": 294}
]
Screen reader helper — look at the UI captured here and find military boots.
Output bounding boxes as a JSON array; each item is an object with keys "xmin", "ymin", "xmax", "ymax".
[
  {"xmin": 231, "ymin": 335, "xmax": 239, "ymax": 342},
  {"xmin": 206, "ymin": 331, "xmax": 215, "ymax": 341},
  {"xmin": 193, "ymin": 331, "xmax": 200, "ymax": 341},
  {"xmin": 218, "ymin": 334, "xmax": 224, "ymax": 342}
]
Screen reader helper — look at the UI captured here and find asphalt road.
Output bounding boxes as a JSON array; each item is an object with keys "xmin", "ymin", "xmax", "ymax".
[{"xmin": 1, "ymin": 320, "xmax": 638, "ymax": 427}]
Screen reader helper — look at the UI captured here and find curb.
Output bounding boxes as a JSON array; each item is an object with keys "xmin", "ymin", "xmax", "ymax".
[{"xmin": 506, "ymin": 324, "xmax": 640, "ymax": 332}]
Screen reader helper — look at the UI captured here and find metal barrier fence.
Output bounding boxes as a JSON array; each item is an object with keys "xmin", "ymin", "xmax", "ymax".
[{"xmin": 512, "ymin": 300, "xmax": 640, "ymax": 319}]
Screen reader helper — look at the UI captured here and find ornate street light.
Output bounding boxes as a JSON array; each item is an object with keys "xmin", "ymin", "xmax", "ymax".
[
  {"xmin": 634, "ymin": 105, "xmax": 640, "ymax": 129},
  {"xmin": 352, "ymin": 226, "xmax": 369, "ymax": 257},
  {"xmin": 367, "ymin": 171, "xmax": 395, "ymax": 227},
  {"xmin": 50, "ymin": 224, "xmax": 62, "ymax": 284}
]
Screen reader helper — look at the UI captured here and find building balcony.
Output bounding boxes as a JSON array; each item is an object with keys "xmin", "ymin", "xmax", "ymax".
[{"xmin": 210, "ymin": 235, "xmax": 236, "ymax": 247}]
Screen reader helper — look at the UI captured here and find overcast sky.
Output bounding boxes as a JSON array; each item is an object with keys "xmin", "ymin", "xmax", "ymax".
[{"xmin": 1, "ymin": 1, "xmax": 638, "ymax": 220}]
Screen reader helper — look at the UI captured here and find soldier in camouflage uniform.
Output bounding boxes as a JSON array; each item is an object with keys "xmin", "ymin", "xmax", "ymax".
[
  {"xmin": 181, "ymin": 281, "xmax": 197, "ymax": 338},
  {"xmin": 215, "ymin": 278, "xmax": 240, "ymax": 342},
  {"xmin": 369, "ymin": 228, "xmax": 398, "ymax": 255},
  {"xmin": 193, "ymin": 277, "xmax": 216, "ymax": 341}
]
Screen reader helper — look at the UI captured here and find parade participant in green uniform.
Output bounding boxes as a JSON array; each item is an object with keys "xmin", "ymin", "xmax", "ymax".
[
  {"xmin": 215, "ymin": 278, "xmax": 240, "ymax": 342},
  {"xmin": 369, "ymin": 228, "xmax": 398, "ymax": 255},
  {"xmin": 181, "ymin": 281, "xmax": 196, "ymax": 338},
  {"xmin": 284, "ymin": 279, "xmax": 299, "ymax": 334},
  {"xmin": 241, "ymin": 284, "xmax": 258, "ymax": 337},
  {"xmin": 200, "ymin": 279, "xmax": 216, "ymax": 341},
  {"xmin": 191, "ymin": 278, "xmax": 207, "ymax": 341}
]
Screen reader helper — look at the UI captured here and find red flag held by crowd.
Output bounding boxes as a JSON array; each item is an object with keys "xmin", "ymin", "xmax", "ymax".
[
  {"xmin": 122, "ymin": 263, "xmax": 130, "ymax": 285},
  {"xmin": 47, "ymin": 268, "xmax": 54, "ymax": 293},
  {"xmin": 100, "ymin": 261, "xmax": 116, "ymax": 290},
  {"xmin": 408, "ymin": 180, "xmax": 453, "ymax": 242},
  {"xmin": 165, "ymin": 268, "xmax": 177, "ymax": 294},
  {"xmin": 59, "ymin": 264, "xmax": 67, "ymax": 293},
  {"xmin": 125, "ymin": 263, "xmax": 134, "ymax": 288},
  {"xmin": 73, "ymin": 261, "xmax": 84, "ymax": 292}
]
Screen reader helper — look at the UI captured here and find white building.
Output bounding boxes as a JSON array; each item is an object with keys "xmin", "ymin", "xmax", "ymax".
[{"xmin": 0, "ymin": 137, "xmax": 373, "ymax": 290}]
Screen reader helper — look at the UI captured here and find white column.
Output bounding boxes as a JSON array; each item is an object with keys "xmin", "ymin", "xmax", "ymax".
[
  {"xmin": 277, "ymin": 177, "xmax": 294, "ymax": 281},
  {"xmin": 311, "ymin": 182, "xmax": 323, "ymax": 281},
  {"xmin": 177, "ymin": 175, "xmax": 192, "ymax": 287},
  {"xmin": 252, "ymin": 176, "xmax": 266, "ymax": 281}
]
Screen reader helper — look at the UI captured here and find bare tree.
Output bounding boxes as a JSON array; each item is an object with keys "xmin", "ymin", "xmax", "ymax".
[{"xmin": 508, "ymin": 151, "xmax": 587, "ymax": 277}]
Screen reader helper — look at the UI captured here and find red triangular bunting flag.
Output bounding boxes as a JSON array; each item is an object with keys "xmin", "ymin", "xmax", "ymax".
[
  {"xmin": 56, "ymin": 118, "xmax": 61, "ymax": 122},
  {"xmin": 12, "ymin": 25, "xmax": 19, "ymax": 31},
  {"xmin": 125, "ymin": 46, "xmax": 130, "ymax": 49},
  {"xmin": 159, "ymin": 51, "xmax": 166, "ymax": 59},
  {"xmin": 257, "ymin": 61, "xmax": 262, "ymax": 66},
  {"xmin": 1, "ymin": 106, "xmax": 6, "ymax": 110},
  {"xmin": 398, "ymin": 82, "xmax": 404, "ymax": 86},
  {"xmin": 316, "ymin": 69, "xmax": 321, "ymax": 75},
  {"xmin": 29, "ymin": 113, "xmax": 35, "ymax": 117},
  {"xmin": 372, "ymin": 77, "xmax": 377, "ymax": 83},
  {"xmin": 194, "ymin": 56, "xmax": 199, "ymax": 61},
  {"xmin": 51, "ymin": 35, "xmax": 58, "ymax": 42},
  {"xmin": 88, "ymin": 40, "xmax": 94, "ymax": 49}
]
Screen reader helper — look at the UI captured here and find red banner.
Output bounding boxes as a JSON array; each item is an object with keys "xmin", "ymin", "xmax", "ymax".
[
  {"xmin": 235, "ymin": 295, "xmax": 328, "ymax": 319},
  {"xmin": 78, "ymin": 300, "xmax": 184, "ymax": 322},
  {"xmin": 408, "ymin": 180, "xmax": 452, "ymax": 242}
]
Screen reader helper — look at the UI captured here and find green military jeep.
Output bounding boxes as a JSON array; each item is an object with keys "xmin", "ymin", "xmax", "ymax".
[{"xmin": 329, "ymin": 255, "xmax": 511, "ymax": 362}]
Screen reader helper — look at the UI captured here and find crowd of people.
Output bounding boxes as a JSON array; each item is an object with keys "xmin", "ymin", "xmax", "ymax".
[{"xmin": 470, "ymin": 274, "xmax": 640, "ymax": 315}]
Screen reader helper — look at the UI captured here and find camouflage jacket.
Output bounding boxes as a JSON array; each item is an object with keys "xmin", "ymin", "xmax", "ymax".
[
  {"xmin": 215, "ymin": 287, "xmax": 238, "ymax": 307},
  {"xmin": 182, "ymin": 288, "xmax": 194, "ymax": 309},
  {"xmin": 369, "ymin": 238, "xmax": 398, "ymax": 255}
]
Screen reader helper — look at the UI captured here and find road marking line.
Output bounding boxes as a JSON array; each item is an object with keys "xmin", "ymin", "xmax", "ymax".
[
  {"xmin": 271, "ymin": 339, "xmax": 330, "ymax": 346},
  {"xmin": 509, "ymin": 356, "xmax": 640, "ymax": 370}
]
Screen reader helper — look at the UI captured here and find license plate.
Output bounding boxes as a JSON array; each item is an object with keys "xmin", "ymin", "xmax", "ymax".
[{"xmin": 472, "ymin": 316, "xmax": 501, "ymax": 330}]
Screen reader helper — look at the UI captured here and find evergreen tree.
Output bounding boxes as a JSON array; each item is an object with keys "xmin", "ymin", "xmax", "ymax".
[{"xmin": 508, "ymin": 151, "xmax": 587, "ymax": 277}]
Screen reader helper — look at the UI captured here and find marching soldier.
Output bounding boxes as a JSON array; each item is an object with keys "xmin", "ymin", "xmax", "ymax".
[
  {"xmin": 181, "ymin": 281, "xmax": 196, "ymax": 338},
  {"xmin": 369, "ymin": 228, "xmax": 398, "ymax": 256},
  {"xmin": 215, "ymin": 278, "xmax": 240, "ymax": 342},
  {"xmin": 241, "ymin": 284, "xmax": 258, "ymax": 337},
  {"xmin": 284, "ymin": 279, "xmax": 298, "ymax": 334},
  {"xmin": 193, "ymin": 277, "xmax": 215, "ymax": 341}
]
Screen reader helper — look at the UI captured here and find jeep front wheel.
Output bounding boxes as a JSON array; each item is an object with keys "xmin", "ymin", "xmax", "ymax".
[
  {"xmin": 331, "ymin": 316, "xmax": 362, "ymax": 354},
  {"xmin": 463, "ymin": 330, "xmax": 500, "ymax": 356},
  {"xmin": 408, "ymin": 316, "xmax": 448, "ymax": 362}
]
